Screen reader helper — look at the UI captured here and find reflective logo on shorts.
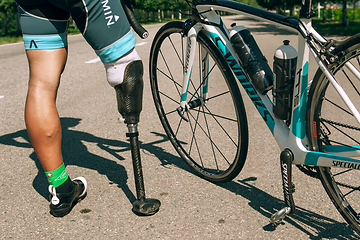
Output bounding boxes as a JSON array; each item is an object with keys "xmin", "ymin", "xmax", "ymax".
[
  {"xmin": 30, "ymin": 40, "xmax": 38, "ymax": 49},
  {"xmin": 102, "ymin": 0, "xmax": 120, "ymax": 27}
]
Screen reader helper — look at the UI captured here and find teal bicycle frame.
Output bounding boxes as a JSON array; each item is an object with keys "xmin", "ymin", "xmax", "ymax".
[{"xmin": 179, "ymin": 0, "xmax": 360, "ymax": 170}]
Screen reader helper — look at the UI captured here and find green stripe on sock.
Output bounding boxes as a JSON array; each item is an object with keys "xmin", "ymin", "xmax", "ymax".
[{"xmin": 45, "ymin": 163, "xmax": 69, "ymax": 188}]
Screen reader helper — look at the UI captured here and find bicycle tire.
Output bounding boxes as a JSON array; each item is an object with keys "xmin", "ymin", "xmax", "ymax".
[
  {"xmin": 307, "ymin": 33, "xmax": 360, "ymax": 234},
  {"xmin": 149, "ymin": 21, "xmax": 249, "ymax": 183}
]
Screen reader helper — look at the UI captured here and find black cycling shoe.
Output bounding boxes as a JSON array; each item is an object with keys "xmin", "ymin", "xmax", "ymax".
[{"xmin": 48, "ymin": 177, "xmax": 87, "ymax": 217}]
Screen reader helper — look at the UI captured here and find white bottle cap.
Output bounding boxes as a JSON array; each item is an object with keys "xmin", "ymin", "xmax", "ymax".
[{"xmin": 274, "ymin": 40, "xmax": 298, "ymax": 60}]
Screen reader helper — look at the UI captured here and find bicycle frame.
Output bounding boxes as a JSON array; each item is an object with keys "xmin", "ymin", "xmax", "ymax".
[{"xmin": 179, "ymin": 0, "xmax": 360, "ymax": 169}]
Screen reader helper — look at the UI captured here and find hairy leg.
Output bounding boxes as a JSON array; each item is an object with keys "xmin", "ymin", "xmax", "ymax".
[{"xmin": 25, "ymin": 48, "xmax": 68, "ymax": 172}]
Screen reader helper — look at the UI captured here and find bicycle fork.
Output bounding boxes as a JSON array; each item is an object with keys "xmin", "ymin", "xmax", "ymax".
[
  {"xmin": 177, "ymin": 24, "xmax": 210, "ymax": 121},
  {"xmin": 270, "ymin": 148, "xmax": 296, "ymax": 225}
]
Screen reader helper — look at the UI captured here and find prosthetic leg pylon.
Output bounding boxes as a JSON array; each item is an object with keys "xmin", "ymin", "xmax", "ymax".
[{"xmin": 115, "ymin": 60, "xmax": 161, "ymax": 216}]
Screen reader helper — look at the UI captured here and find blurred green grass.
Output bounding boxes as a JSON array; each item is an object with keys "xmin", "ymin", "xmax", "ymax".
[{"xmin": 312, "ymin": 19, "xmax": 360, "ymax": 37}]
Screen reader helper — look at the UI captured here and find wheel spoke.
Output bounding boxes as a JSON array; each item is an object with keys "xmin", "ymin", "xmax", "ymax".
[
  {"xmin": 206, "ymin": 90, "xmax": 231, "ymax": 101},
  {"xmin": 333, "ymin": 169, "xmax": 352, "ymax": 177},
  {"xmin": 202, "ymin": 105, "xmax": 221, "ymax": 171},
  {"xmin": 186, "ymin": 107, "xmax": 204, "ymax": 167},
  {"xmin": 323, "ymin": 97, "xmax": 353, "ymax": 116},
  {"xmin": 203, "ymin": 104, "xmax": 238, "ymax": 146},
  {"xmin": 158, "ymin": 49, "xmax": 182, "ymax": 97},
  {"xmin": 190, "ymin": 108, "xmax": 237, "ymax": 122},
  {"xmin": 342, "ymin": 67, "xmax": 360, "ymax": 97},
  {"xmin": 167, "ymin": 35, "xmax": 184, "ymax": 68},
  {"xmin": 158, "ymin": 91, "xmax": 179, "ymax": 105}
]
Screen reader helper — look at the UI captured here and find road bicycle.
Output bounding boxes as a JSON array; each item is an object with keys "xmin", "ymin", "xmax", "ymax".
[{"xmin": 148, "ymin": 0, "xmax": 360, "ymax": 234}]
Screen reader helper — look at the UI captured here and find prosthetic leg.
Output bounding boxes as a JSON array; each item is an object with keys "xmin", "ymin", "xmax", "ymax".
[{"xmin": 114, "ymin": 60, "xmax": 161, "ymax": 216}]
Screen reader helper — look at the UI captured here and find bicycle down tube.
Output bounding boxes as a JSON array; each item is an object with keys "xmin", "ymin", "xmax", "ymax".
[{"xmin": 179, "ymin": 0, "xmax": 360, "ymax": 170}]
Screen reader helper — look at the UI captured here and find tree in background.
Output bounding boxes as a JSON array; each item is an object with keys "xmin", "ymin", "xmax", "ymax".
[
  {"xmin": 233, "ymin": 0, "xmax": 261, "ymax": 8},
  {"xmin": 322, "ymin": 1, "xmax": 328, "ymax": 22},
  {"xmin": 134, "ymin": 0, "xmax": 161, "ymax": 22},
  {"xmin": 133, "ymin": 0, "xmax": 190, "ymax": 22},
  {"xmin": 311, "ymin": 0, "xmax": 350, "ymax": 26},
  {"xmin": 353, "ymin": 0, "xmax": 357, "ymax": 20},
  {"xmin": 342, "ymin": 0, "xmax": 349, "ymax": 26},
  {"xmin": 0, "ymin": 0, "xmax": 17, "ymax": 35},
  {"xmin": 327, "ymin": 0, "xmax": 351, "ymax": 26},
  {"xmin": 256, "ymin": 0, "xmax": 302, "ymax": 15},
  {"xmin": 256, "ymin": 0, "xmax": 352, "ymax": 27}
]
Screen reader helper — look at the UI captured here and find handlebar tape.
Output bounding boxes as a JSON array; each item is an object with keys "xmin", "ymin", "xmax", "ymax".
[{"xmin": 122, "ymin": 0, "xmax": 149, "ymax": 39}]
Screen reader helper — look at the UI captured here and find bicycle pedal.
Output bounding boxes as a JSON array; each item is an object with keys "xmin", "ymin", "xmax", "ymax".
[{"xmin": 270, "ymin": 207, "xmax": 291, "ymax": 226}]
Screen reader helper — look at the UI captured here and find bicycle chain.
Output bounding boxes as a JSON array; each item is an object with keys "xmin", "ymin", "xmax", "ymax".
[
  {"xmin": 320, "ymin": 118, "xmax": 360, "ymax": 131},
  {"xmin": 296, "ymin": 165, "xmax": 319, "ymax": 179},
  {"xmin": 335, "ymin": 181, "xmax": 360, "ymax": 191},
  {"xmin": 297, "ymin": 166, "xmax": 360, "ymax": 191}
]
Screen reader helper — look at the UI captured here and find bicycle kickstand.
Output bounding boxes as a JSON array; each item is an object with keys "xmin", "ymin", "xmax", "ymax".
[{"xmin": 270, "ymin": 148, "xmax": 296, "ymax": 226}]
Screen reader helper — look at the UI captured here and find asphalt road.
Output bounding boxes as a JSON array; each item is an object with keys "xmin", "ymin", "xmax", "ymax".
[{"xmin": 0, "ymin": 15, "xmax": 358, "ymax": 239}]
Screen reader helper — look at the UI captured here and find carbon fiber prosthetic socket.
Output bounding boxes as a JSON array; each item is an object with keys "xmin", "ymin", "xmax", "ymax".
[{"xmin": 114, "ymin": 60, "xmax": 144, "ymax": 124}]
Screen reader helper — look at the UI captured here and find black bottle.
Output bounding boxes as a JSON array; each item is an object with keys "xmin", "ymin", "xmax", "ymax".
[
  {"xmin": 230, "ymin": 24, "xmax": 273, "ymax": 94},
  {"xmin": 273, "ymin": 40, "xmax": 298, "ymax": 120}
]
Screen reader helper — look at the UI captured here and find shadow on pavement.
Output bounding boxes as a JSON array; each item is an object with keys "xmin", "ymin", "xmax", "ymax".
[
  {"xmin": 230, "ymin": 16, "xmax": 298, "ymax": 35},
  {"xmin": 146, "ymin": 132, "xmax": 358, "ymax": 239},
  {"xmin": 1, "ymin": 119, "xmax": 358, "ymax": 238},
  {"xmin": 0, "ymin": 117, "xmax": 185, "ymax": 205},
  {"xmin": 219, "ymin": 178, "xmax": 357, "ymax": 239}
]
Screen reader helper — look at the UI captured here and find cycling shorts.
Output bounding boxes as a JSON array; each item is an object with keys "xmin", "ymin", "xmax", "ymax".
[{"xmin": 15, "ymin": 0, "xmax": 136, "ymax": 63}]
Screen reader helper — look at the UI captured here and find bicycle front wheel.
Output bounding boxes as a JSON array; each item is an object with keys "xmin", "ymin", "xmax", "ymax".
[
  {"xmin": 149, "ymin": 21, "xmax": 248, "ymax": 183},
  {"xmin": 307, "ymin": 34, "xmax": 360, "ymax": 234}
]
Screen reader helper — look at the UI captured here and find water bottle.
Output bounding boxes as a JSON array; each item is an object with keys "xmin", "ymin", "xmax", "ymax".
[
  {"xmin": 273, "ymin": 40, "xmax": 298, "ymax": 120},
  {"xmin": 230, "ymin": 24, "xmax": 273, "ymax": 94}
]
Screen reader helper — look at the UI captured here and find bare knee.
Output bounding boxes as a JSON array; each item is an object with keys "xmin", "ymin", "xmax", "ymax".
[{"xmin": 26, "ymin": 48, "xmax": 68, "ymax": 91}]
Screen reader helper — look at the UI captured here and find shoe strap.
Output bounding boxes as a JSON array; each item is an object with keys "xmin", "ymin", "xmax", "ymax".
[{"xmin": 48, "ymin": 185, "xmax": 60, "ymax": 205}]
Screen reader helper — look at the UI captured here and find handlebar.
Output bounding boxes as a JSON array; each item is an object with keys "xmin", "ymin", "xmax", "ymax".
[{"xmin": 122, "ymin": 0, "xmax": 149, "ymax": 39}]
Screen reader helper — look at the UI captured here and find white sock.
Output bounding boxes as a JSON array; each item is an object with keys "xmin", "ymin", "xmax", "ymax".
[{"xmin": 103, "ymin": 49, "xmax": 141, "ymax": 87}]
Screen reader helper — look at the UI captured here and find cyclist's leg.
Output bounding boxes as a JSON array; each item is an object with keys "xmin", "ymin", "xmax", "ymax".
[
  {"xmin": 18, "ymin": 1, "xmax": 87, "ymax": 217},
  {"xmin": 59, "ymin": 0, "xmax": 143, "ymax": 123},
  {"xmin": 25, "ymin": 48, "xmax": 67, "ymax": 172},
  {"xmin": 17, "ymin": 2, "xmax": 69, "ymax": 173}
]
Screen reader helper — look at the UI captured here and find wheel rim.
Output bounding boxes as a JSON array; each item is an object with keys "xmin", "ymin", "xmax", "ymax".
[
  {"xmin": 308, "ymin": 46, "xmax": 360, "ymax": 230},
  {"xmin": 150, "ymin": 24, "xmax": 247, "ymax": 182}
]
